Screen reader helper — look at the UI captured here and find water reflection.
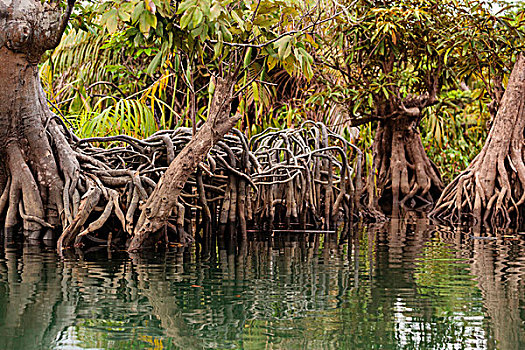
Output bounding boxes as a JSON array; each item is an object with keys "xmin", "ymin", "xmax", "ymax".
[{"xmin": 0, "ymin": 223, "xmax": 524, "ymax": 349}]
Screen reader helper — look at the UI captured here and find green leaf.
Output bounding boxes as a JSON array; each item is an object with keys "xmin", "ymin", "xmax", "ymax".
[
  {"xmin": 210, "ymin": 3, "xmax": 222, "ymax": 21},
  {"xmin": 139, "ymin": 13, "xmax": 151, "ymax": 34},
  {"xmin": 134, "ymin": 32, "xmax": 144, "ymax": 46},
  {"xmin": 177, "ymin": 0, "xmax": 195, "ymax": 14},
  {"xmin": 304, "ymin": 60, "xmax": 313, "ymax": 80},
  {"xmin": 132, "ymin": 2, "xmax": 145, "ymax": 23},
  {"xmin": 297, "ymin": 47, "xmax": 313, "ymax": 64},
  {"xmin": 180, "ymin": 7, "xmax": 195, "ymax": 29},
  {"xmin": 283, "ymin": 59, "xmax": 294, "ymax": 75},
  {"xmin": 147, "ymin": 50, "xmax": 163, "ymax": 75},
  {"xmin": 231, "ymin": 10, "xmax": 245, "ymax": 31},
  {"xmin": 444, "ymin": 46, "xmax": 454, "ymax": 65},
  {"xmin": 118, "ymin": 8, "xmax": 131, "ymax": 22},
  {"xmin": 222, "ymin": 26, "xmax": 232, "ymax": 42},
  {"xmin": 199, "ymin": 1, "xmax": 210, "ymax": 16},
  {"xmin": 213, "ymin": 31, "xmax": 223, "ymax": 60},
  {"xmin": 144, "ymin": 11, "xmax": 157, "ymax": 29},
  {"xmin": 244, "ymin": 47, "xmax": 252, "ymax": 68},
  {"xmin": 208, "ymin": 78, "xmax": 215, "ymax": 94},
  {"xmin": 274, "ymin": 36, "xmax": 292, "ymax": 59},
  {"xmin": 252, "ymin": 82, "xmax": 259, "ymax": 102},
  {"xmin": 106, "ymin": 9, "xmax": 119, "ymax": 34},
  {"xmin": 193, "ymin": 8, "xmax": 204, "ymax": 27},
  {"xmin": 253, "ymin": 16, "xmax": 277, "ymax": 27},
  {"xmin": 120, "ymin": 2, "xmax": 133, "ymax": 14},
  {"xmin": 267, "ymin": 55, "xmax": 278, "ymax": 70}
]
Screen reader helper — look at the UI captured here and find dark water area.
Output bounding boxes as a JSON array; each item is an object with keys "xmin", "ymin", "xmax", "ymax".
[{"xmin": 0, "ymin": 220, "xmax": 524, "ymax": 349}]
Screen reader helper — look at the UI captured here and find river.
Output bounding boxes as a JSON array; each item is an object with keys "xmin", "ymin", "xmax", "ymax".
[{"xmin": 0, "ymin": 220, "xmax": 524, "ymax": 349}]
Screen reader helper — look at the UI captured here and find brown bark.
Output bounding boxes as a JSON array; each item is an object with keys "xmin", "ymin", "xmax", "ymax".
[
  {"xmin": 0, "ymin": 0, "xmax": 75, "ymax": 237},
  {"xmin": 431, "ymin": 54, "xmax": 525, "ymax": 229},
  {"xmin": 128, "ymin": 76, "xmax": 238, "ymax": 250},
  {"xmin": 0, "ymin": 0, "xmax": 246, "ymax": 250},
  {"xmin": 367, "ymin": 115, "xmax": 443, "ymax": 217}
]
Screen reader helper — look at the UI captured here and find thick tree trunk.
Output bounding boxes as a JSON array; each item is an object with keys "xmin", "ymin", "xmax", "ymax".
[
  {"xmin": 368, "ymin": 115, "xmax": 443, "ymax": 216},
  {"xmin": 0, "ymin": 0, "xmax": 75, "ymax": 238},
  {"xmin": 432, "ymin": 54, "xmax": 525, "ymax": 229}
]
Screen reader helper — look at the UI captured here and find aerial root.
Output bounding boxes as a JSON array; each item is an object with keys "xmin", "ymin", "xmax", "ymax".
[
  {"xmin": 23, "ymin": 122, "xmax": 363, "ymax": 251},
  {"xmin": 431, "ymin": 153, "xmax": 525, "ymax": 229},
  {"xmin": 57, "ymin": 180, "xmax": 102, "ymax": 250}
]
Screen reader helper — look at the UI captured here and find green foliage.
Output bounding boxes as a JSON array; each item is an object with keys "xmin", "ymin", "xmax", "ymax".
[
  {"xmin": 317, "ymin": 0, "xmax": 525, "ymax": 119},
  {"xmin": 40, "ymin": 0, "xmax": 525, "ymax": 188},
  {"xmin": 70, "ymin": 94, "xmax": 175, "ymax": 139},
  {"xmin": 305, "ymin": 0, "xmax": 525, "ymax": 181},
  {"xmin": 91, "ymin": 0, "xmax": 319, "ymax": 83},
  {"xmin": 421, "ymin": 87, "xmax": 489, "ymax": 182},
  {"xmin": 43, "ymin": 0, "xmax": 323, "ymax": 140}
]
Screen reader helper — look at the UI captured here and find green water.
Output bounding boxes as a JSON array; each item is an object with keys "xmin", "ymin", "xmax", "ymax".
[{"xmin": 0, "ymin": 222, "xmax": 524, "ymax": 349}]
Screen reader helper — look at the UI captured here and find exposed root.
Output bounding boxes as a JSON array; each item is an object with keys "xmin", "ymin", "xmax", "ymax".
[
  {"xmin": 57, "ymin": 179, "xmax": 102, "ymax": 249},
  {"xmin": 367, "ymin": 116, "xmax": 443, "ymax": 216},
  {"xmin": 431, "ymin": 54, "xmax": 525, "ymax": 230},
  {"xmin": 3, "ymin": 107, "xmax": 362, "ymax": 250},
  {"xmin": 250, "ymin": 121, "xmax": 362, "ymax": 230}
]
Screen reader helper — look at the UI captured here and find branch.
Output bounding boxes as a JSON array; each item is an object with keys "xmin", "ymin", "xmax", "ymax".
[
  {"xmin": 423, "ymin": 59, "xmax": 443, "ymax": 108},
  {"xmin": 43, "ymin": 0, "xmax": 76, "ymax": 50},
  {"xmin": 208, "ymin": 11, "xmax": 343, "ymax": 49}
]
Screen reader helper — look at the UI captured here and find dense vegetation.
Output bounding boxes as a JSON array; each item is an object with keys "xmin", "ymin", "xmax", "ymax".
[{"xmin": 2, "ymin": 0, "xmax": 525, "ymax": 250}]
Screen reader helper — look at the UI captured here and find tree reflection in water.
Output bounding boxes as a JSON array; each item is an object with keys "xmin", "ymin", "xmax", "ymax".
[{"xmin": 0, "ymin": 224, "xmax": 524, "ymax": 349}]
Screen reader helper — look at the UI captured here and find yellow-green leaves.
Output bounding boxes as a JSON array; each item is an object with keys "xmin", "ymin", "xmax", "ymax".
[
  {"xmin": 180, "ymin": 6, "xmax": 195, "ymax": 29},
  {"xmin": 243, "ymin": 47, "xmax": 253, "ymax": 68},
  {"xmin": 103, "ymin": 9, "xmax": 118, "ymax": 34},
  {"xmin": 231, "ymin": 11, "xmax": 245, "ymax": 31},
  {"xmin": 296, "ymin": 46, "xmax": 313, "ymax": 80},
  {"xmin": 274, "ymin": 36, "xmax": 293, "ymax": 60},
  {"xmin": 177, "ymin": 0, "xmax": 209, "ymax": 31},
  {"xmin": 99, "ymin": 0, "xmax": 163, "ymax": 35},
  {"xmin": 209, "ymin": 3, "xmax": 222, "ymax": 21},
  {"xmin": 193, "ymin": 8, "xmax": 204, "ymax": 27},
  {"xmin": 271, "ymin": 35, "xmax": 315, "ymax": 80},
  {"xmin": 117, "ymin": 3, "xmax": 133, "ymax": 22},
  {"xmin": 266, "ymin": 55, "xmax": 277, "ymax": 71}
]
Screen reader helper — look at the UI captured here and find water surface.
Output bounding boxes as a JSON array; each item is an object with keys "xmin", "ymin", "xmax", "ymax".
[{"xmin": 0, "ymin": 221, "xmax": 524, "ymax": 349}]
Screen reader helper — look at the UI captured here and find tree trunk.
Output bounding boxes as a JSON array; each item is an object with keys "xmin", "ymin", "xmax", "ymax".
[
  {"xmin": 0, "ymin": 0, "xmax": 76, "ymax": 238},
  {"xmin": 431, "ymin": 54, "xmax": 525, "ymax": 229},
  {"xmin": 128, "ymin": 77, "xmax": 237, "ymax": 250},
  {"xmin": 367, "ymin": 115, "xmax": 443, "ymax": 217}
]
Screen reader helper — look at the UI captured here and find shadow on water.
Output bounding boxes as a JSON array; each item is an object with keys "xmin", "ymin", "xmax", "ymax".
[{"xmin": 0, "ymin": 222, "xmax": 525, "ymax": 349}]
